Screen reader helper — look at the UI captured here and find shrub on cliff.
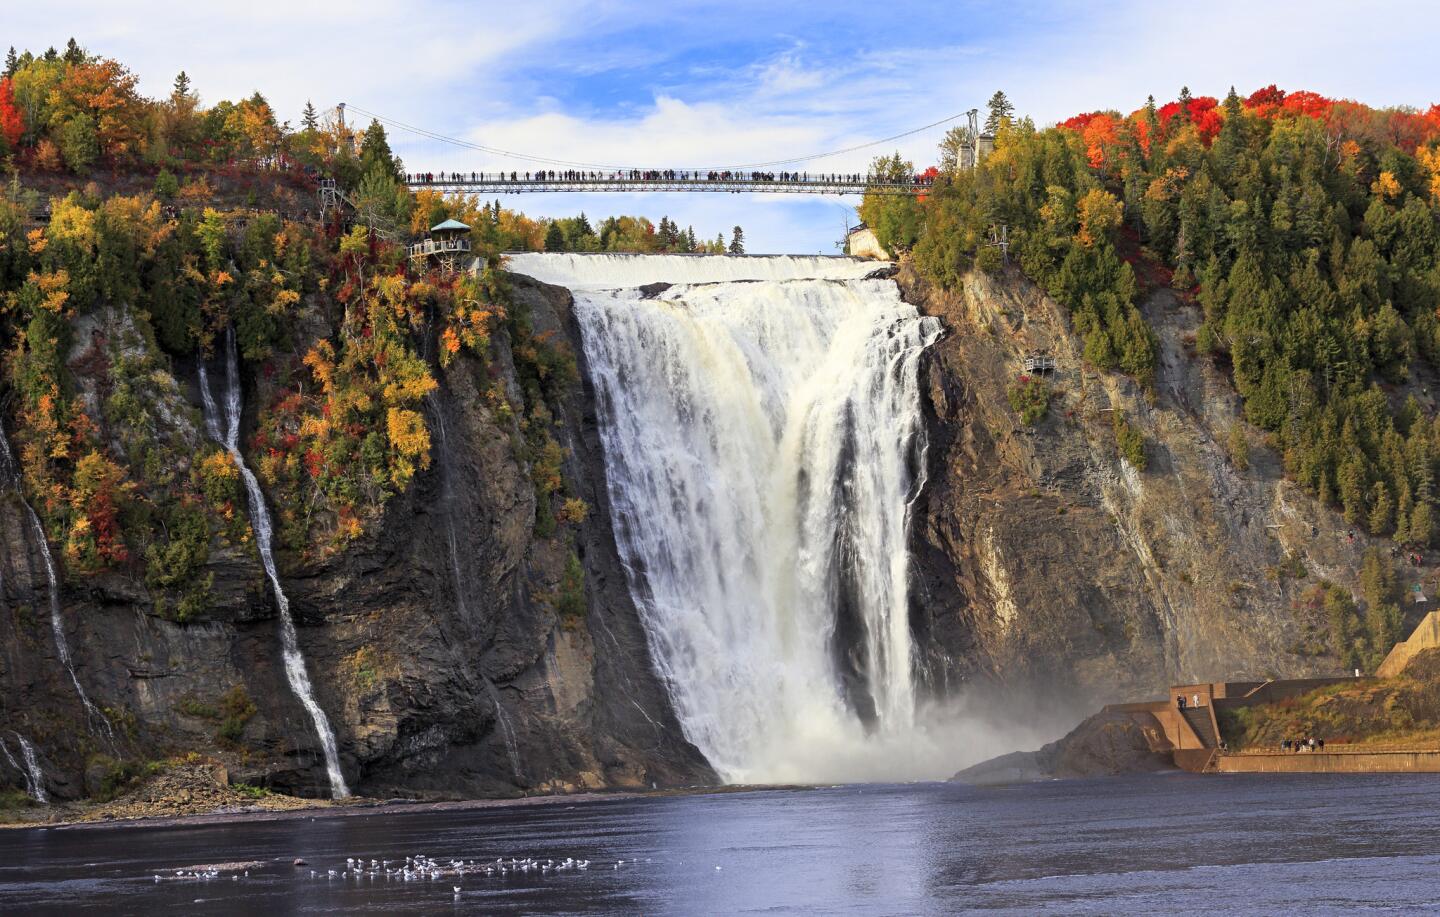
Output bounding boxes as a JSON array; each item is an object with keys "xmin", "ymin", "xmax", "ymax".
[
  {"xmin": 1113, "ymin": 412, "xmax": 1147, "ymax": 471},
  {"xmin": 1007, "ymin": 376, "xmax": 1050, "ymax": 425}
]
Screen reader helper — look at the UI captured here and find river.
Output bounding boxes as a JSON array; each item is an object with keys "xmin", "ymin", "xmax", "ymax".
[{"xmin": 4, "ymin": 774, "xmax": 1438, "ymax": 914}]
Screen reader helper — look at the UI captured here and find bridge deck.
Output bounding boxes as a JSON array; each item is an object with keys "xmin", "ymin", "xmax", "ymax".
[{"xmin": 404, "ymin": 178, "xmax": 927, "ymax": 196}]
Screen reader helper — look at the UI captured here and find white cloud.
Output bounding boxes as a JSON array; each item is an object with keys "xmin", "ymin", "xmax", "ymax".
[{"xmin": 7, "ymin": 0, "xmax": 1438, "ymax": 253}]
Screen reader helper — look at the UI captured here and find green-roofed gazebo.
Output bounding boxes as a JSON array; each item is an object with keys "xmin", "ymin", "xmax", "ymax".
[{"xmin": 410, "ymin": 218, "xmax": 473, "ymax": 274}]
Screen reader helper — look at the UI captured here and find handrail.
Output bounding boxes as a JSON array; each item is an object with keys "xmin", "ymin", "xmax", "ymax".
[
  {"xmin": 1225, "ymin": 743, "xmax": 1440, "ymax": 756},
  {"xmin": 402, "ymin": 177, "xmax": 929, "ymax": 197}
]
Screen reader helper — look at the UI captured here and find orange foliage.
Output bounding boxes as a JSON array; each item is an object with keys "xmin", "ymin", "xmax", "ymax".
[
  {"xmin": 1081, "ymin": 114, "xmax": 1121, "ymax": 169},
  {"xmin": 54, "ymin": 58, "xmax": 143, "ymax": 156}
]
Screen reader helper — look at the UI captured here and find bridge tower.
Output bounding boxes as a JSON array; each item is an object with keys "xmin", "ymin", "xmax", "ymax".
[{"xmin": 409, "ymin": 218, "xmax": 472, "ymax": 274}]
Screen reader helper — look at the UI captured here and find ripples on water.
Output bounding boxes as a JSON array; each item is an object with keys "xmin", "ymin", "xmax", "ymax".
[{"xmin": 3, "ymin": 775, "xmax": 1439, "ymax": 915}]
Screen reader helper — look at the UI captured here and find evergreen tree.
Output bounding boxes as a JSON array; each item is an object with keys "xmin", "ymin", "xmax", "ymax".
[
  {"xmin": 684, "ymin": 226, "xmax": 698, "ymax": 252},
  {"xmin": 984, "ymin": 90, "xmax": 1014, "ymax": 133},
  {"xmin": 359, "ymin": 120, "xmax": 401, "ymax": 181},
  {"xmin": 43, "ymin": 47, "xmax": 59, "ymax": 62},
  {"xmin": 302, "ymin": 100, "xmax": 319, "ymax": 132},
  {"xmin": 1142, "ymin": 94, "xmax": 1159, "ymax": 161},
  {"xmin": 4, "ymin": 47, "xmax": 17, "ymax": 78},
  {"xmin": 728, "ymin": 225, "xmax": 745, "ymax": 255},
  {"xmin": 715, "ymin": 232, "xmax": 725, "ymax": 252},
  {"xmin": 173, "ymin": 71, "xmax": 193, "ymax": 100},
  {"xmin": 544, "ymin": 221, "xmax": 566, "ymax": 252},
  {"xmin": 1177, "ymin": 86, "xmax": 1193, "ymax": 122},
  {"xmin": 63, "ymin": 38, "xmax": 85, "ymax": 65}
]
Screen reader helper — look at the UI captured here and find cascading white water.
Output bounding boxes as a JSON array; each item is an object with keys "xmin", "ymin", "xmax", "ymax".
[
  {"xmin": 483, "ymin": 678, "xmax": 524, "ymax": 783},
  {"xmin": 0, "ymin": 424, "xmax": 113, "ymax": 741},
  {"xmin": 3, "ymin": 732, "xmax": 48, "ymax": 803},
  {"xmin": 199, "ymin": 332, "xmax": 349, "ymax": 799},
  {"xmin": 508, "ymin": 253, "xmax": 945, "ymax": 784}
]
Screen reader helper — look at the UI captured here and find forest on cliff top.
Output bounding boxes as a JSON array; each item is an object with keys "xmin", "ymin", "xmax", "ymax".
[{"xmin": 866, "ymin": 88, "xmax": 1440, "ymax": 554}]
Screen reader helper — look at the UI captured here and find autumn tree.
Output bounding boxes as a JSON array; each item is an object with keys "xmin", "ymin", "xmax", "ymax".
[
  {"xmin": 0, "ymin": 77, "xmax": 22, "ymax": 153},
  {"xmin": 47, "ymin": 57, "xmax": 144, "ymax": 161}
]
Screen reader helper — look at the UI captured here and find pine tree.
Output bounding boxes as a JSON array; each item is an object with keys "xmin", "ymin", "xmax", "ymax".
[
  {"xmin": 4, "ymin": 47, "xmax": 17, "ymax": 78},
  {"xmin": 63, "ymin": 38, "xmax": 85, "ymax": 65},
  {"xmin": 1142, "ymin": 94, "xmax": 1159, "ymax": 159},
  {"xmin": 684, "ymin": 226, "xmax": 698, "ymax": 252},
  {"xmin": 359, "ymin": 120, "xmax": 400, "ymax": 180},
  {"xmin": 302, "ymin": 100, "xmax": 319, "ymax": 132},
  {"xmin": 544, "ymin": 221, "xmax": 566, "ymax": 252},
  {"xmin": 715, "ymin": 232, "xmax": 725, "ymax": 253},
  {"xmin": 984, "ymin": 90, "xmax": 1014, "ymax": 133},
  {"xmin": 728, "ymin": 225, "xmax": 745, "ymax": 255},
  {"xmin": 173, "ymin": 71, "xmax": 193, "ymax": 100},
  {"xmin": 1177, "ymin": 86, "xmax": 1193, "ymax": 122}
]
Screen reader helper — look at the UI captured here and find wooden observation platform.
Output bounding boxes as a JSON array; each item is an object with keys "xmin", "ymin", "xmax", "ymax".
[{"xmin": 409, "ymin": 218, "xmax": 472, "ymax": 274}]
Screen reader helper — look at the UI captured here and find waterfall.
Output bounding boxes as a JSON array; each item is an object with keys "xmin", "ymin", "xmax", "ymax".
[
  {"xmin": 483, "ymin": 678, "xmax": 524, "ymax": 783},
  {"xmin": 198, "ymin": 332, "xmax": 349, "ymax": 799},
  {"xmin": 2, "ymin": 732, "xmax": 48, "ymax": 803},
  {"xmin": 0, "ymin": 423, "xmax": 113, "ymax": 741},
  {"xmin": 511, "ymin": 253, "xmax": 945, "ymax": 784}
]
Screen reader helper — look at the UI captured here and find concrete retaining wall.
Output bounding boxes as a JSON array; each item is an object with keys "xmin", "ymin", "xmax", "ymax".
[{"xmin": 1217, "ymin": 751, "xmax": 1440, "ymax": 773}]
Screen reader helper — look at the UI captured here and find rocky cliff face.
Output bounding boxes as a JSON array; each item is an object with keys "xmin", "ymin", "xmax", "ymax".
[
  {"xmin": 1, "ymin": 256, "xmax": 1411, "ymax": 804},
  {"xmin": 903, "ymin": 263, "xmax": 1394, "ymax": 716},
  {"xmin": 0, "ymin": 273, "xmax": 711, "ymax": 801}
]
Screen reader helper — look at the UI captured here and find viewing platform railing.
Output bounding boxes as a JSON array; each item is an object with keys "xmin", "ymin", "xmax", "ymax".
[{"xmin": 408, "ymin": 238, "xmax": 472, "ymax": 259}]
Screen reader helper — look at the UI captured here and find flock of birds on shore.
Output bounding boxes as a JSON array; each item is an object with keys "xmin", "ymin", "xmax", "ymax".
[{"xmin": 155, "ymin": 852, "xmax": 677, "ymax": 898}]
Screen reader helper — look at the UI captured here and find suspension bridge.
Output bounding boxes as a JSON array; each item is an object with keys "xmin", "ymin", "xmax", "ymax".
[
  {"xmin": 404, "ymin": 171, "xmax": 931, "ymax": 196},
  {"xmin": 343, "ymin": 103, "xmax": 975, "ymax": 198}
]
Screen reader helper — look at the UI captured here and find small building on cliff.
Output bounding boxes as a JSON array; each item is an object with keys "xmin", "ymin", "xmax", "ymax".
[{"xmin": 846, "ymin": 223, "xmax": 889, "ymax": 261}]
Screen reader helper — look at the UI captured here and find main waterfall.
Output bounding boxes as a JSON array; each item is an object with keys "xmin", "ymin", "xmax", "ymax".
[{"xmin": 509, "ymin": 253, "xmax": 945, "ymax": 783}]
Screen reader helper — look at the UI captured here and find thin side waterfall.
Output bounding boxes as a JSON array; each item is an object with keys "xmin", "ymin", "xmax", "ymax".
[
  {"xmin": 0, "ymin": 423, "xmax": 113, "ymax": 741},
  {"xmin": 483, "ymin": 678, "xmax": 524, "ymax": 783},
  {"xmin": 510, "ymin": 253, "xmax": 944, "ymax": 784},
  {"xmin": 199, "ymin": 332, "xmax": 349, "ymax": 799},
  {"xmin": 2, "ymin": 732, "xmax": 48, "ymax": 803}
]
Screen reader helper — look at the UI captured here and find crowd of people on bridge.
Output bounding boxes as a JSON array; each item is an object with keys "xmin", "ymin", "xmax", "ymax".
[{"xmin": 404, "ymin": 169, "xmax": 936, "ymax": 187}]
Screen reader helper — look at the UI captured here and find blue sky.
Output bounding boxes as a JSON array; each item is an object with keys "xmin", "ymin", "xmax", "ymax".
[{"xmin": 8, "ymin": 1, "xmax": 1440, "ymax": 252}]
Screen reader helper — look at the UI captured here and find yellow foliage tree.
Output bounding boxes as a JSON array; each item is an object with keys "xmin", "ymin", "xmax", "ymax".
[{"xmin": 1076, "ymin": 188, "xmax": 1123, "ymax": 247}]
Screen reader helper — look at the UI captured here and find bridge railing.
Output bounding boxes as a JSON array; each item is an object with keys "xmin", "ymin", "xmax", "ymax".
[{"xmin": 402, "ymin": 174, "xmax": 933, "ymax": 197}]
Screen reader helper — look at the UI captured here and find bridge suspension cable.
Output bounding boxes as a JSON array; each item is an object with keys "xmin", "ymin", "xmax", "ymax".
[{"xmin": 342, "ymin": 102, "xmax": 967, "ymax": 172}]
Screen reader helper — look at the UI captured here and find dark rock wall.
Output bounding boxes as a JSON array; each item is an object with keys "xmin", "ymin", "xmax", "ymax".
[{"xmin": 0, "ymin": 274, "xmax": 711, "ymax": 801}]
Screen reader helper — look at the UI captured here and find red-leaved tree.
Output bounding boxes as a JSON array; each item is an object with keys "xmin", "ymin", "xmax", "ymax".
[{"xmin": 0, "ymin": 77, "xmax": 24, "ymax": 152}]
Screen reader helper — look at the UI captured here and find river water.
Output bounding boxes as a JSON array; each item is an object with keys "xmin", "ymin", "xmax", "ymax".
[{"xmin": 4, "ymin": 774, "xmax": 1438, "ymax": 914}]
